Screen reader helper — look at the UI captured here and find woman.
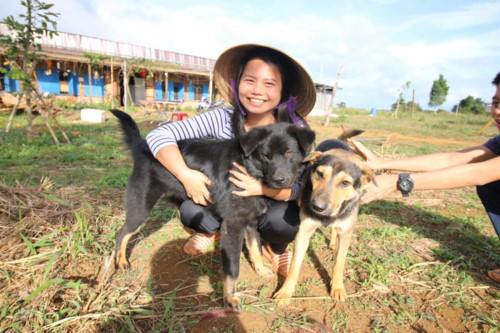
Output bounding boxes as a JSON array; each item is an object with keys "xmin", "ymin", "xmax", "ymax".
[
  {"xmin": 350, "ymin": 71, "xmax": 500, "ymax": 283},
  {"xmin": 146, "ymin": 44, "xmax": 316, "ymax": 277}
]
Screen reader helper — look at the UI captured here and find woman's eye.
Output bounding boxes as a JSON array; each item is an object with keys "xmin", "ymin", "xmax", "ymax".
[
  {"xmin": 315, "ymin": 170, "xmax": 323, "ymax": 178},
  {"xmin": 284, "ymin": 150, "xmax": 291, "ymax": 158}
]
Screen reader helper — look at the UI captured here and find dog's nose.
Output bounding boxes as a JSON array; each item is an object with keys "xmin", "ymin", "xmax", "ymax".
[
  {"xmin": 311, "ymin": 201, "xmax": 327, "ymax": 212},
  {"xmin": 273, "ymin": 175, "xmax": 286, "ymax": 184}
]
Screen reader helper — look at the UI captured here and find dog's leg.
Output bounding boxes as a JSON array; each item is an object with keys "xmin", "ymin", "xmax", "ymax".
[
  {"xmin": 274, "ymin": 215, "xmax": 318, "ymax": 306},
  {"xmin": 244, "ymin": 226, "xmax": 274, "ymax": 278},
  {"xmin": 115, "ymin": 179, "xmax": 163, "ymax": 270},
  {"xmin": 220, "ymin": 220, "xmax": 246, "ymax": 311},
  {"xmin": 329, "ymin": 227, "xmax": 338, "ymax": 250},
  {"xmin": 330, "ymin": 221, "xmax": 355, "ymax": 302}
]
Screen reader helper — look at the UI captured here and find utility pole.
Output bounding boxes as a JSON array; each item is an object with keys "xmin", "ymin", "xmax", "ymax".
[{"xmin": 323, "ymin": 64, "xmax": 343, "ymax": 126}]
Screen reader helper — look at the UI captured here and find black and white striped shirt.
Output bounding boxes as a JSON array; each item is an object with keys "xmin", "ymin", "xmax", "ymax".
[{"xmin": 146, "ymin": 106, "xmax": 235, "ymax": 157}]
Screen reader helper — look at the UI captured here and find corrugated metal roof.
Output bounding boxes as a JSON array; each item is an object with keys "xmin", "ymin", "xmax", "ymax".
[{"xmin": 0, "ymin": 23, "xmax": 216, "ymax": 70}]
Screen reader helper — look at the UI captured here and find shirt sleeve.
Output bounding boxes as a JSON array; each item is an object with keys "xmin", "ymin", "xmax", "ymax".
[
  {"xmin": 484, "ymin": 135, "xmax": 500, "ymax": 156},
  {"xmin": 146, "ymin": 107, "xmax": 235, "ymax": 157}
]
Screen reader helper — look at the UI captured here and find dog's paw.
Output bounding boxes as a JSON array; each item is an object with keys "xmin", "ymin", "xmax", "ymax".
[
  {"xmin": 224, "ymin": 296, "xmax": 242, "ymax": 311},
  {"xmin": 115, "ymin": 254, "xmax": 130, "ymax": 271},
  {"xmin": 330, "ymin": 285, "xmax": 347, "ymax": 302},
  {"xmin": 273, "ymin": 288, "xmax": 293, "ymax": 307},
  {"xmin": 255, "ymin": 264, "xmax": 274, "ymax": 278}
]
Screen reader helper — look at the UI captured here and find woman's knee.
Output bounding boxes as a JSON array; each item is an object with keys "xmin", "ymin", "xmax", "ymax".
[
  {"xmin": 179, "ymin": 200, "xmax": 221, "ymax": 234},
  {"xmin": 258, "ymin": 201, "xmax": 300, "ymax": 244}
]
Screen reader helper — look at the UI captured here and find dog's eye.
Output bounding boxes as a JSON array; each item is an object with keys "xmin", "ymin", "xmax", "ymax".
[
  {"xmin": 340, "ymin": 180, "xmax": 351, "ymax": 188},
  {"xmin": 261, "ymin": 153, "xmax": 271, "ymax": 160}
]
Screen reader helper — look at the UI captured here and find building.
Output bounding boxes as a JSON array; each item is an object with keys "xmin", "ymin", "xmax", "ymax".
[{"xmin": 0, "ymin": 23, "xmax": 217, "ymax": 108}]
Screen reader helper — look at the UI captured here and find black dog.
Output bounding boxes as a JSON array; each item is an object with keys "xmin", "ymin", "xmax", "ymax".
[{"xmin": 111, "ymin": 110, "xmax": 315, "ymax": 310}]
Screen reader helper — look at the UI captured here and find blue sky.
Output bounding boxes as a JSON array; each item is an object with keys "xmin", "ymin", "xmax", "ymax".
[{"xmin": 2, "ymin": 0, "xmax": 499, "ymax": 111}]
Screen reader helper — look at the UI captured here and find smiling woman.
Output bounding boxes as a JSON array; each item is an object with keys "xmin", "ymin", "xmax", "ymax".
[{"xmin": 145, "ymin": 44, "xmax": 318, "ymax": 278}]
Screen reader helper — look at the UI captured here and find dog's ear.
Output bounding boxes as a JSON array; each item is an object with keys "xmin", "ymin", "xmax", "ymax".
[
  {"xmin": 287, "ymin": 126, "xmax": 316, "ymax": 153},
  {"xmin": 239, "ymin": 126, "xmax": 271, "ymax": 157},
  {"xmin": 302, "ymin": 151, "xmax": 323, "ymax": 164},
  {"xmin": 360, "ymin": 165, "xmax": 377, "ymax": 186}
]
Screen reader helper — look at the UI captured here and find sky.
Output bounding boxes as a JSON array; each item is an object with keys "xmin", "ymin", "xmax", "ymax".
[{"xmin": 2, "ymin": 0, "xmax": 499, "ymax": 111}]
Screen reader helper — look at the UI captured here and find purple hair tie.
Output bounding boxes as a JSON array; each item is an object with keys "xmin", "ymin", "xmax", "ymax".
[
  {"xmin": 277, "ymin": 96, "xmax": 301, "ymax": 125},
  {"xmin": 230, "ymin": 78, "xmax": 247, "ymax": 115}
]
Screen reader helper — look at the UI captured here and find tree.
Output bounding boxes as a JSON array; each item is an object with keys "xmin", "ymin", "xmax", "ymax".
[
  {"xmin": 428, "ymin": 74, "xmax": 449, "ymax": 111},
  {"xmin": 391, "ymin": 81, "xmax": 411, "ymax": 119},
  {"xmin": 0, "ymin": 0, "xmax": 59, "ymax": 142},
  {"xmin": 452, "ymin": 96, "xmax": 486, "ymax": 114}
]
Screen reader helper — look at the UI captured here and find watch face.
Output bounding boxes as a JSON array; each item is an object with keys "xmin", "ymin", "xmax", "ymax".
[{"xmin": 399, "ymin": 179, "xmax": 413, "ymax": 191}]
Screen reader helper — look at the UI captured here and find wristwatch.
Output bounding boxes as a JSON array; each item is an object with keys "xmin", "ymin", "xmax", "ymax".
[{"xmin": 397, "ymin": 173, "xmax": 414, "ymax": 197}]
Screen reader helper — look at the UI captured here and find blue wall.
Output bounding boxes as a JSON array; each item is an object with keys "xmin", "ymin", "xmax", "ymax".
[
  {"xmin": 155, "ymin": 81, "xmax": 163, "ymax": 100},
  {"xmin": 68, "ymin": 72, "xmax": 79, "ymax": 96},
  {"xmin": 2, "ymin": 66, "xmax": 20, "ymax": 92},
  {"xmin": 37, "ymin": 68, "xmax": 60, "ymax": 94},
  {"xmin": 83, "ymin": 73, "xmax": 105, "ymax": 97},
  {"xmin": 202, "ymin": 84, "xmax": 208, "ymax": 97},
  {"xmin": 188, "ymin": 83, "xmax": 194, "ymax": 100}
]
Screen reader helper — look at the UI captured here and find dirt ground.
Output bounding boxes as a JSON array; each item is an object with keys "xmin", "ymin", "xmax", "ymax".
[
  {"xmin": 2, "ymin": 117, "xmax": 498, "ymax": 332},
  {"xmin": 107, "ymin": 122, "xmax": 499, "ymax": 332}
]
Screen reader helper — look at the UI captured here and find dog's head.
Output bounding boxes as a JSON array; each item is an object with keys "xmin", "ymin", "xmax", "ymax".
[
  {"xmin": 238, "ymin": 123, "xmax": 316, "ymax": 188},
  {"xmin": 300, "ymin": 149, "xmax": 374, "ymax": 219}
]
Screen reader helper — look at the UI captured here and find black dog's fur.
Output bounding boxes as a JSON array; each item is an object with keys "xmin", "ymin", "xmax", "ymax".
[{"xmin": 111, "ymin": 109, "xmax": 315, "ymax": 310}]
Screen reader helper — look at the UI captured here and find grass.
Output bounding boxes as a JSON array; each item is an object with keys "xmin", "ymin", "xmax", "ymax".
[{"xmin": 0, "ymin": 107, "xmax": 499, "ymax": 332}]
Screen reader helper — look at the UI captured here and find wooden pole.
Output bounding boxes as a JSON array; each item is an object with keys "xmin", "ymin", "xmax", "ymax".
[
  {"xmin": 5, "ymin": 93, "xmax": 23, "ymax": 133},
  {"xmin": 323, "ymin": 64, "xmax": 343, "ymax": 126},
  {"xmin": 88, "ymin": 62, "xmax": 93, "ymax": 103},
  {"xmin": 164, "ymin": 72, "xmax": 169, "ymax": 100},
  {"xmin": 110, "ymin": 57, "xmax": 114, "ymax": 108},
  {"xmin": 410, "ymin": 89, "xmax": 415, "ymax": 118},
  {"xmin": 478, "ymin": 118, "xmax": 494, "ymax": 135}
]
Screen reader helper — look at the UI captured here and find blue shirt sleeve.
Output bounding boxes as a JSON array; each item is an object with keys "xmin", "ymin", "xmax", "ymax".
[{"xmin": 484, "ymin": 135, "xmax": 500, "ymax": 155}]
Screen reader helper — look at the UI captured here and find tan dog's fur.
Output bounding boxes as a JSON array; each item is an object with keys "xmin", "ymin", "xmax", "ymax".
[{"xmin": 274, "ymin": 149, "xmax": 374, "ymax": 305}]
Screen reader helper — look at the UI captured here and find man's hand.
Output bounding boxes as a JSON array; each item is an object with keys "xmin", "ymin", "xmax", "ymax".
[
  {"xmin": 349, "ymin": 139, "xmax": 382, "ymax": 169},
  {"xmin": 360, "ymin": 174, "xmax": 398, "ymax": 204}
]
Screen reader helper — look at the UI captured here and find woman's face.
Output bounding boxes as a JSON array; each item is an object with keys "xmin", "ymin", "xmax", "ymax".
[{"xmin": 238, "ymin": 58, "xmax": 282, "ymax": 115}]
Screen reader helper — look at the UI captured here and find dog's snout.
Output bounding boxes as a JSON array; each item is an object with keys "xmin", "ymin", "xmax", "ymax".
[
  {"xmin": 311, "ymin": 200, "xmax": 327, "ymax": 213},
  {"xmin": 273, "ymin": 175, "xmax": 286, "ymax": 184}
]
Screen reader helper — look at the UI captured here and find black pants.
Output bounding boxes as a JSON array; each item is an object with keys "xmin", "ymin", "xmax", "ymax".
[
  {"xmin": 180, "ymin": 139, "xmax": 351, "ymax": 254},
  {"xmin": 476, "ymin": 180, "xmax": 500, "ymax": 238},
  {"xmin": 180, "ymin": 199, "xmax": 300, "ymax": 254}
]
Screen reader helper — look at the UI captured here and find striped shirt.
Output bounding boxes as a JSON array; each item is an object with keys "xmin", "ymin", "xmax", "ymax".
[
  {"xmin": 146, "ymin": 106, "xmax": 235, "ymax": 157},
  {"xmin": 145, "ymin": 106, "xmax": 301, "ymax": 200}
]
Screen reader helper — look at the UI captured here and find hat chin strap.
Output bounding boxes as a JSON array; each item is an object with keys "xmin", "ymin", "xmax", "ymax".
[{"xmin": 230, "ymin": 78, "xmax": 301, "ymax": 125}]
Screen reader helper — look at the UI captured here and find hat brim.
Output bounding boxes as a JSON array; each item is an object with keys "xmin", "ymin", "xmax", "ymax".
[{"xmin": 213, "ymin": 44, "xmax": 316, "ymax": 118}]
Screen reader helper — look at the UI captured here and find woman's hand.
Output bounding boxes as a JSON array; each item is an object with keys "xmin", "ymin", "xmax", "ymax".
[
  {"xmin": 178, "ymin": 169, "xmax": 212, "ymax": 206},
  {"xmin": 349, "ymin": 139, "xmax": 382, "ymax": 169},
  {"xmin": 360, "ymin": 174, "xmax": 398, "ymax": 204},
  {"xmin": 229, "ymin": 162, "xmax": 264, "ymax": 197}
]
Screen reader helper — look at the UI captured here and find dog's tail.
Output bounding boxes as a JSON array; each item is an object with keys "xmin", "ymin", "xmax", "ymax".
[
  {"xmin": 315, "ymin": 128, "xmax": 364, "ymax": 152},
  {"xmin": 110, "ymin": 109, "xmax": 142, "ymax": 148},
  {"xmin": 337, "ymin": 128, "xmax": 364, "ymax": 141}
]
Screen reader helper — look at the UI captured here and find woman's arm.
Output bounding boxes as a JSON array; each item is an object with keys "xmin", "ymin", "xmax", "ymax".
[
  {"xmin": 145, "ymin": 108, "xmax": 234, "ymax": 206},
  {"xmin": 361, "ymin": 156, "xmax": 500, "ymax": 204},
  {"xmin": 155, "ymin": 145, "xmax": 212, "ymax": 206},
  {"xmin": 229, "ymin": 163, "xmax": 293, "ymax": 201},
  {"xmin": 350, "ymin": 139, "xmax": 496, "ymax": 172}
]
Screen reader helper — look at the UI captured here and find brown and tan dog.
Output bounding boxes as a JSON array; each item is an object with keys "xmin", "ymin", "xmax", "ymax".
[{"xmin": 274, "ymin": 147, "xmax": 374, "ymax": 305}]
